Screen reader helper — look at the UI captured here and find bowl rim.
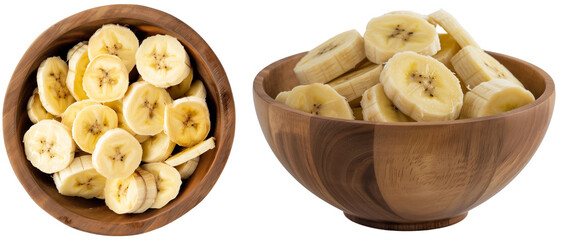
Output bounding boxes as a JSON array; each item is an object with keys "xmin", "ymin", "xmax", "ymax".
[
  {"xmin": 253, "ymin": 51, "xmax": 555, "ymax": 126},
  {"xmin": 3, "ymin": 4, "xmax": 235, "ymax": 235}
]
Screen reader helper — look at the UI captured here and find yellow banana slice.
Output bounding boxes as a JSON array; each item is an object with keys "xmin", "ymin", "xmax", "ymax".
[
  {"xmin": 72, "ymin": 105, "xmax": 118, "ymax": 153},
  {"xmin": 53, "ymin": 155, "xmax": 106, "ymax": 199},
  {"xmin": 92, "ymin": 128, "xmax": 142, "ymax": 179},
  {"xmin": 60, "ymin": 100, "xmax": 101, "ymax": 128},
  {"xmin": 140, "ymin": 162, "xmax": 182, "ymax": 209},
  {"xmin": 122, "ymin": 81, "xmax": 173, "ymax": 136},
  {"xmin": 361, "ymin": 83, "xmax": 413, "ymax": 122},
  {"xmin": 104, "ymin": 171, "xmax": 146, "ymax": 214},
  {"xmin": 327, "ymin": 63, "xmax": 382, "ymax": 103},
  {"xmin": 133, "ymin": 168, "xmax": 157, "ymax": 214},
  {"xmin": 284, "ymin": 83, "xmax": 354, "ymax": 120},
  {"xmin": 432, "ymin": 33, "xmax": 461, "ymax": 71},
  {"xmin": 175, "ymin": 156, "xmax": 199, "ymax": 180},
  {"xmin": 186, "ymin": 79, "xmax": 207, "ymax": 99},
  {"xmin": 83, "ymin": 54, "xmax": 129, "ymax": 102},
  {"xmin": 364, "ymin": 12, "xmax": 440, "ymax": 64},
  {"xmin": 66, "ymin": 41, "xmax": 90, "ymax": 101},
  {"xmin": 23, "ymin": 120, "xmax": 75, "ymax": 173},
  {"xmin": 103, "ymin": 100, "xmax": 138, "ymax": 137},
  {"xmin": 294, "ymin": 30, "xmax": 365, "ymax": 84},
  {"xmin": 379, "ymin": 51, "xmax": 463, "ymax": 121},
  {"xmin": 165, "ymin": 137, "xmax": 215, "ymax": 166},
  {"xmin": 428, "ymin": 9, "xmax": 480, "ymax": 48},
  {"xmin": 27, "ymin": 88, "xmax": 54, "ymax": 124},
  {"xmin": 274, "ymin": 91, "xmax": 290, "ymax": 103},
  {"xmin": 163, "ymin": 97, "xmax": 211, "ymax": 147},
  {"xmin": 88, "ymin": 24, "xmax": 139, "ymax": 73},
  {"xmin": 37, "ymin": 56, "xmax": 75, "ymax": 116},
  {"xmin": 141, "ymin": 132, "xmax": 176, "ymax": 163},
  {"xmin": 461, "ymin": 78, "xmax": 535, "ymax": 118},
  {"xmin": 136, "ymin": 34, "xmax": 191, "ymax": 88},
  {"xmin": 167, "ymin": 68, "xmax": 194, "ymax": 99}
]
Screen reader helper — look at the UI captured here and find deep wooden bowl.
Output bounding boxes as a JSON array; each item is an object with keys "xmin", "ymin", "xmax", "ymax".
[
  {"xmin": 3, "ymin": 4, "xmax": 235, "ymax": 235},
  {"xmin": 253, "ymin": 52, "xmax": 554, "ymax": 230}
]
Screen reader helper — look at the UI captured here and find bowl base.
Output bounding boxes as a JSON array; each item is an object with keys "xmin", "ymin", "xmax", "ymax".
[{"xmin": 344, "ymin": 212, "xmax": 468, "ymax": 231}]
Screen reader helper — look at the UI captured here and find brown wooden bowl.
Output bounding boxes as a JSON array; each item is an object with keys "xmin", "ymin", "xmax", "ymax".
[
  {"xmin": 253, "ymin": 51, "xmax": 555, "ymax": 230},
  {"xmin": 3, "ymin": 4, "xmax": 235, "ymax": 235}
]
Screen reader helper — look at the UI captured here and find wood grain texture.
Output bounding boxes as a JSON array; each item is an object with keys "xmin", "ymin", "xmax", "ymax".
[
  {"xmin": 253, "ymin": 51, "xmax": 555, "ymax": 230},
  {"xmin": 3, "ymin": 4, "xmax": 235, "ymax": 236}
]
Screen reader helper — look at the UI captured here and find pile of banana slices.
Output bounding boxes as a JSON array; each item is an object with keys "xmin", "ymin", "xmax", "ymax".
[
  {"xmin": 280, "ymin": 10, "xmax": 535, "ymax": 122},
  {"xmin": 23, "ymin": 24, "xmax": 216, "ymax": 214}
]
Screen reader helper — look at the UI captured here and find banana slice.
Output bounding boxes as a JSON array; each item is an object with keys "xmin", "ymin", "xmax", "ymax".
[
  {"xmin": 141, "ymin": 132, "xmax": 176, "ymax": 163},
  {"xmin": 92, "ymin": 128, "xmax": 143, "ymax": 179},
  {"xmin": 432, "ymin": 33, "xmax": 461, "ymax": 71},
  {"xmin": 274, "ymin": 91, "xmax": 290, "ymax": 103},
  {"xmin": 380, "ymin": 51, "xmax": 463, "ymax": 121},
  {"xmin": 175, "ymin": 156, "xmax": 199, "ymax": 180},
  {"xmin": 140, "ymin": 162, "xmax": 182, "ymax": 209},
  {"xmin": 327, "ymin": 63, "xmax": 382, "ymax": 103},
  {"xmin": 23, "ymin": 120, "xmax": 75, "ymax": 174},
  {"xmin": 187, "ymin": 79, "xmax": 207, "ymax": 99},
  {"xmin": 83, "ymin": 54, "xmax": 129, "ymax": 102},
  {"xmin": 167, "ymin": 68, "xmax": 194, "ymax": 99},
  {"xmin": 122, "ymin": 81, "xmax": 173, "ymax": 136},
  {"xmin": 364, "ymin": 13, "xmax": 440, "ymax": 64},
  {"xmin": 72, "ymin": 105, "xmax": 118, "ymax": 153},
  {"xmin": 361, "ymin": 83, "xmax": 412, "ymax": 122},
  {"xmin": 163, "ymin": 97, "xmax": 211, "ymax": 147},
  {"xmin": 165, "ymin": 137, "xmax": 215, "ymax": 166},
  {"xmin": 461, "ymin": 78, "xmax": 535, "ymax": 118},
  {"xmin": 52, "ymin": 155, "xmax": 106, "ymax": 199},
  {"xmin": 294, "ymin": 30, "xmax": 365, "ymax": 84},
  {"xmin": 104, "ymin": 171, "xmax": 146, "ymax": 214},
  {"xmin": 27, "ymin": 88, "xmax": 55, "ymax": 123},
  {"xmin": 451, "ymin": 45, "xmax": 523, "ymax": 90},
  {"xmin": 66, "ymin": 41, "xmax": 90, "ymax": 101},
  {"xmin": 133, "ymin": 168, "xmax": 157, "ymax": 214},
  {"xmin": 103, "ymin": 100, "xmax": 137, "ymax": 136},
  {"xmin": 88, "ymin": 24, "xmax": 139, "ymax": 73},
  {"xmin": 428, "ymin": 9, "xmax": 480, "ymax": 48},
  {"xmin": 284, "ymin": 83, "xmax": 354, "ymax": 120},
  {"xmin": 136, "ymin": 34, "xmax": 191, "ymax": 88},
  {"xmin": 60, "ymin": 100, "xmax": 101, "ymax": 128},
  {"xmin": 37, "ymin": 56, "xmax": 75, "ymax": 116}
]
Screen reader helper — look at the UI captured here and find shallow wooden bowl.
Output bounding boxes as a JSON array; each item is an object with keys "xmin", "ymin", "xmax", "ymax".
[
  {"xmin": 253, "ymin": 52, "xmax": 554, "ymax": 230},
  {"xmin": 3, "ymin": 4, "xmax": 235, "ymax": 235}
]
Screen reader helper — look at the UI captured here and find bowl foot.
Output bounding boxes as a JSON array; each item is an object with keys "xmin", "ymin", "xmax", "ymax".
[{"xmin": 344, "ymin": 212, "xmax": 467, "ymax": 231}]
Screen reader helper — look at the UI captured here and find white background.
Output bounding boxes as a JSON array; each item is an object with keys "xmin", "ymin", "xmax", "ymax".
[{"xmin": 1, "ymin": 0, "xmax": 561, "ymax": 239}]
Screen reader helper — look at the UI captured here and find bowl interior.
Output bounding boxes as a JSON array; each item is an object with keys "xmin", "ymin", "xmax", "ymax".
[{"xmin": 5, "ymin": 4, "xmax": 234, "ymax": 235}]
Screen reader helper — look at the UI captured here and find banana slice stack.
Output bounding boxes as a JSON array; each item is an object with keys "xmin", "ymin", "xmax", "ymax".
[
  {"xmin": 22, "ymin": 24, "xmax": 216, "ymax": 214},
  {"xmin": 282, "ymin": 9, "xmax": 535, "ymax": 122}
]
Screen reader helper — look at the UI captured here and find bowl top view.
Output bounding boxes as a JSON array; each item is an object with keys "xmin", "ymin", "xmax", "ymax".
[
  {"xmin": 253, "ymin": 51, "xmax": 554, "ymax": 230},
  {"xmin": 3, "ymin": 4, "xmax": 235, "ymax": 235}
]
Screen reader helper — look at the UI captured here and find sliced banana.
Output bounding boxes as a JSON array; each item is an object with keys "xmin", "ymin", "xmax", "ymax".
[
  {"xmin": 66, "ymin": 41, "xmax": 90, "ymax": 101},
  {"xmin": 432, "ymin": 33, "xmax": 461, "ymax": 71},
  {"xmin": 133, "ymin": 168, "xmax": 157, "ymax": 214},
  {"xmin": 82, "ymin": 54, "xmax": 129, "ymax": 102},
  {"xmin": 451, "ymin": 45, "xmax": 523, "ymax": 90},
  {"xmin": 92, "ymin": 128, "xmax": 142, "ymax": 179},
  {"xmin": 136, "ymin": 34, "xmax": 191, "ymax": 88},
  {"xmin": 60, "ymin": 100, "xmax": 101, "ymax": 128},
  {"xmin": 88, "ymin": 24, "xmax": 139, "ymax": 73},
  {"xmin": 140, "ymin": 162, "xmax": 182, "ymax": 209},
  {"xmin": 164, "ymin": 97, "xmax": 211, "ymax": 147},
  {"xmin": 27, "ymin": 88, "xmax": 54, "ymax": 124},
  {"xmin": 379, "ymin": 51, "xmax": 463, "ymax": 121},
  {"xmin": 104, "ymin": 171, "xmax": 146, "ymax": 214},
  {"xmin": 122, "ymin": 81, "xmax": 173, "ymax": 135},
  {"xmin": 103, "ymin": 100, "xmax": 137, "ymax": 136},
  {"xmin": 52, "ymin": 155, "xmax": 106, "ymax": 199},
  {"xmin": 175, "ymin": 156, "xmax": 199, "ymax": 180},
  {"xmin": 37, "ymin": 56, "xmax": 75, "ymax": 116},
  {"xmin": 167, "ymin": 68, "xmax": 194, "ymax": 99},
  {"xmin": 274, "ymin": 91, "xmax": 290, "ymax": 103},
  {"xmin": 428, "ymin": 9, "xmax": 480, "ymax": 48},
  {"xmin": 364, "ymin": 13, "xmax": 440, "ymax": 64},
  {"xmin": 461, "ymin": 78, "xmax": 535, "ymax": 118},
  {"xmin": 361, "ymin": 83, "xmax": 412, "ymax": 122},
  {"xmin": 186, "ymin": 79, "xmax": 207, "ymax": 99},
  {"xmin": 142, "ymin": 132, "xmax": 176, "ymax": 163},
  {"xmin": 294, "ymin": 30, "xmax": 365, "ymax": 84},
  {"xmin": 165, "ymin": 137, "xmax": 215, "ymax": 166},
  {"xmin": 23, "ymin": 120, "xmax": 75, "ymax": 174},
  {"xmin": 72, "ymin": 105, "xmax": 118, "ymax": 153},
  {"xmin": 284, "ymin": 83, "xmax": 354, "ymax": 120},
  {"xmin": 327, "ymin": 63, "xmax": 382, "ymax": 103}
]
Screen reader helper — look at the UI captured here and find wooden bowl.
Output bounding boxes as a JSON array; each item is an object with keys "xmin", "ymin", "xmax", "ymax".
[
  {"xmin": 3, "ymin": 4, "xmax": 235, "ymax": 235},
  {"xmin": 253, "ymin": 52, "xmax": 555, "ymax": 230}
]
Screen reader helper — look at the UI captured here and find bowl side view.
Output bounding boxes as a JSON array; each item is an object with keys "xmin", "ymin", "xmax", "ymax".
[
  {"xmin": 3, "ymin": 5, "xmax": 235, "ymax": 235},
  {"xmin": 253, "ymin": 52, "xmax": 554, "ymax": 230}
]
